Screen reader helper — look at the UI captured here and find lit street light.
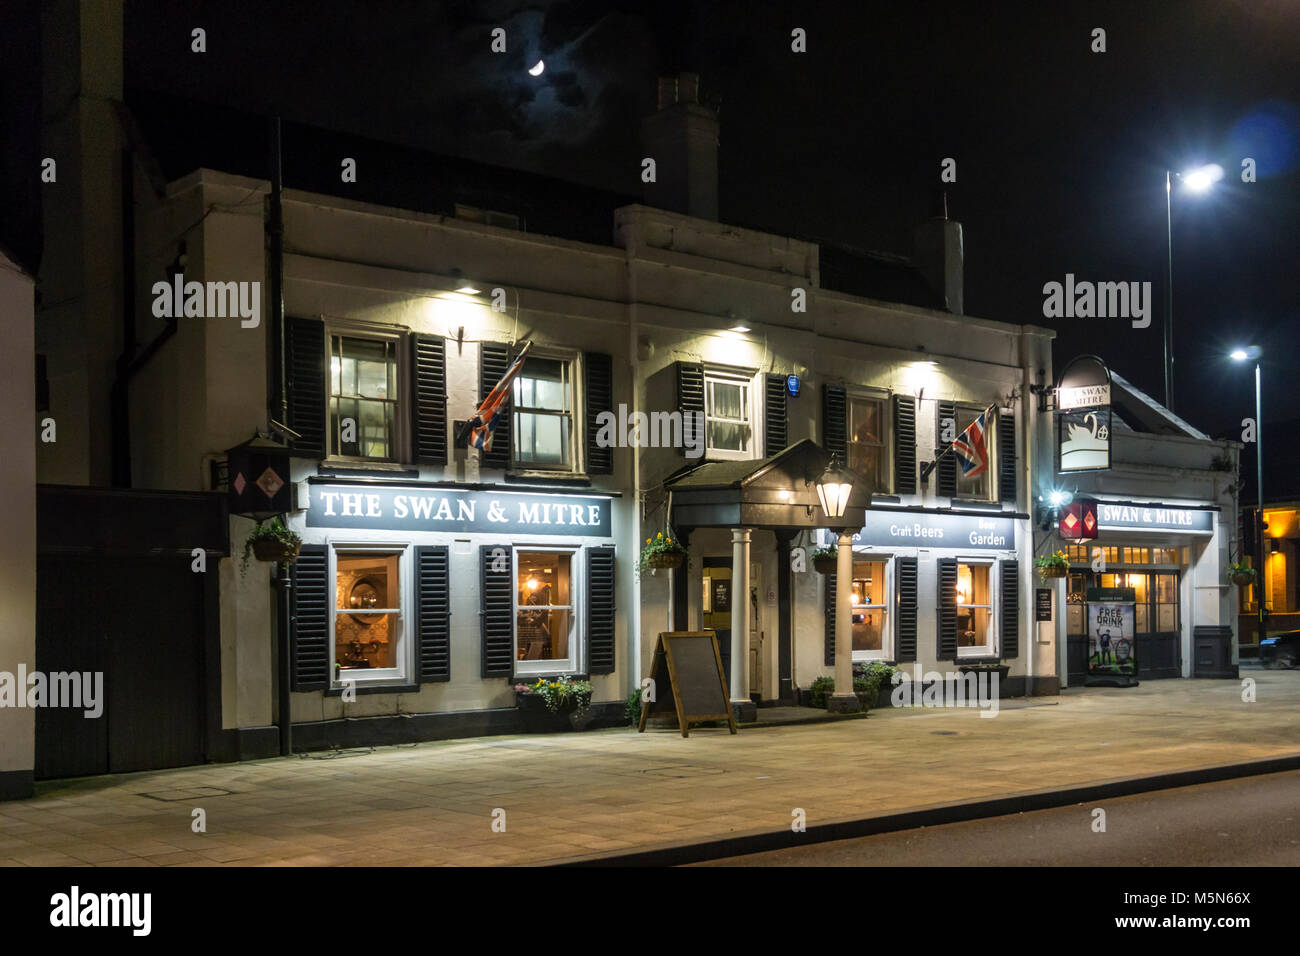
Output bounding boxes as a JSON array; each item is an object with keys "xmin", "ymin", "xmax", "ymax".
[{"xmin": 1164, "ymin": 164, "xmax": 1224, "ymax": 412}]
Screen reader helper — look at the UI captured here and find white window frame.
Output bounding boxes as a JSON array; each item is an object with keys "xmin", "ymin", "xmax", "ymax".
[
  {"xmin": 324, "ymin": 317, "xmax": 409, "ymax": 465},
  {"xmin": 850, "ymin": 550, "xmax": 894, "ymax": 662},
  {"xmin": 511, "ymin": 349, "xmax": 584, "ymax": 477},
  {"xmin": 704, "ymin": 366, "xmax": 757, "ymax": 461},
  {"xmin": 328, "ymin": 541, "xmax": 413, "ymax": 686},
  {"xmin": 513, "ymin": 544, "xmax": 584, "ymax": 677},
  {"xmin": 845, "ymin": 388, "xmax": 892, "ymax": 495},
  {"xmin": 955, "ymin": 557, "xmax": 999, "ymax": 658}
]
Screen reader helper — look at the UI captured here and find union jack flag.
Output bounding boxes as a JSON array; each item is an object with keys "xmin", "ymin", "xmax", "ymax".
[
  {"xmin": 468, "ymin": 340, "xmax": 532, "ymax": 454},
  {"xmin": 952, "ymin": 408, "xmax": 991, "ymax": 477}
]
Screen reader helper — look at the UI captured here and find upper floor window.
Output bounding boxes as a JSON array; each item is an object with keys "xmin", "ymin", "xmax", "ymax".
[
  {"xmin": 953, "ymin": 403, "xmax": 993, "ymax": 501},
  {"xmin": 705, "ymin": 368, "xmax": 754, "ymax": 460},
  {"xmin": 513, "ymin": 355, "xmax": 574, "ymax": 471},
  {"xmin": 330, "ymin": 334, "xmax": 399, "ymax": 460},
  {"xmin": 847, "ymin": 393, "xmax": 889, "ymax": 492}
]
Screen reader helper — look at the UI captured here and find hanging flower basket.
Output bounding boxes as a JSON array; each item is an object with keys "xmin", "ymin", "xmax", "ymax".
[
  {"xmin": 639, "ymin": 532, "xmax": 686, "ymax": 573},
  {"xmin": 252, "ymin": 538, "xmax": 301, "ymax": 564},
  {"xmin": 812, "ymin": 547, "xmax": 838, "ymax": 575},
  {"xmin": 1229, "ymin": 567, "xmax": 1256, "ymax": 586},
  {"xmin": 1040, "ymin": 565, "xmax": 1067, "ymax": 579},
  {"xmin": 1036, "ymin": 550, "xmax": 1069, "ymax": 580},
  {"xmin": 644, "ymin": 551, "xmax": 684, "ymax": 570}
]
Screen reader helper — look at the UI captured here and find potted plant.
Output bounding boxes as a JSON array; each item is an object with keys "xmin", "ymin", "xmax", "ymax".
[
  {"xmin": 639, "ymin": 531, "xmax": 686, "ymax": 572},
  {"xmin": 1228, "ymin": 562, "xmax": 1256, "ymax": 587},
  {"xmin": 241, "ymin": 516, "xmax": 302, "ymax": 574},
  {"xmin": 811, "ymin": 546, "xmax": 838, "ymax": 575},
  {"xmin": 514, "ymin": 676, "xmax": 594, "ymax": 732},
  {"xmin": 1035, "ymin": 549, "xmax": 1069, "ymax": 580}
]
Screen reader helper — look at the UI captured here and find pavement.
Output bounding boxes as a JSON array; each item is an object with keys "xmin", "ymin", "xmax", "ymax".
[{"xmin": 2, "ymin": 672, "xmax": 1298, "ymax": 867}]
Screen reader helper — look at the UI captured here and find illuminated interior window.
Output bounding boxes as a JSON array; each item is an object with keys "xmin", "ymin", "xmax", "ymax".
[
  {"xmin": 850, "ymin": 559, "xmax": 888, "ymax": 659},
  {"xmin": 956, "ymin": 562, "xmax": 993, "ymax": 655},
  {"xmin": 334, "ymin": 551, "xmax": 403, "ymax": 678},
  {"xmin": 515, "ymin": 550, "xmax": 576, "ymax": 669}
]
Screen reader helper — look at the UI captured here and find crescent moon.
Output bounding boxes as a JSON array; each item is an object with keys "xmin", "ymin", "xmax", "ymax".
[{"xmin": 528, "ymin": 59, "xmax": 544, "ymax": 76}]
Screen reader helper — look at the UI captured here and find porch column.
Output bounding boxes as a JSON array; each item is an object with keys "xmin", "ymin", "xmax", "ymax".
[
  {"xmin": 730, "ymin": 528, "xmax": 755, "ymax": 721},
  {"xmin": 827, "ymin": 531, "xmax": 861, "ymax": 713}
]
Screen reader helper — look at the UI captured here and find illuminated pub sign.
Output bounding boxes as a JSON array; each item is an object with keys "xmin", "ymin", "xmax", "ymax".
[
  {"xmin": 850, "ymin": 510, "xmax": 1017, "ymax": 551},
  {"xmin": 1095, "ymin": 502, "xmax": 1213, "ymax": 535},
  {"xmin": 305, "ymin": 482, "xmax": 612, "ymax": 537}
]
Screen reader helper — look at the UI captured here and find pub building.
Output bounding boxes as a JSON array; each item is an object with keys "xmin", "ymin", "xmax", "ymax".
[{"xmin": 1044, "ymin": 371, "xmax": 1241, "ymax": 684}]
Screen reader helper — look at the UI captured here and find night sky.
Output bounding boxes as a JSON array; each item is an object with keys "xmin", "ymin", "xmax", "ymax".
[{"xmin": 13, "ymin": 1, "xmax": 1300, "ymax": 448}]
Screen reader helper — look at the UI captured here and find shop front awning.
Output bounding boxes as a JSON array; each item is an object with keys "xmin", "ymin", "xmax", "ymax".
[{"xmin": 665, "ymin": 439, "xmax": 871, "ymax": 531}]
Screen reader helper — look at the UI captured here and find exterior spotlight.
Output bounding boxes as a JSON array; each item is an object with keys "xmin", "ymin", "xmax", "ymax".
[
  {"xmin": 728, "ymin": 324, "xmax": 751, "ymax": 333},
  {"xmin": 1230, "ymin": 345, "xmax": 1261, "ymax": 362},
  {"xmin": 455, "ymin": 285, "xmax": 481, "ymax": 295},
  {"xmin": 1047, "ymin": 489, "xmax": 1073, "ymax": 508}
]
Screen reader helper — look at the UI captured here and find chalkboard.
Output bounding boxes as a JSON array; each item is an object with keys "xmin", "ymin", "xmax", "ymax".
[{"xmin": 638, "ymin": 631, "xmax": 737, "ymax": 737}]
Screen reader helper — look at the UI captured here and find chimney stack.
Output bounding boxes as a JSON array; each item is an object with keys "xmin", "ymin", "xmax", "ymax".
[
  {"xmin": 913, "ymin": 191, "xmax": 964, "ymax": 315},
  {"xmin": 640, "ymin": 72, "xmax": 719, "ymax": 220}
]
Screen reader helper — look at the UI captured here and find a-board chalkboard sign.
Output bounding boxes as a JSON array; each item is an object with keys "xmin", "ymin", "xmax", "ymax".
[{"xmin": 637, "ymin": 631, "xmax": 738, "ymax": 737}]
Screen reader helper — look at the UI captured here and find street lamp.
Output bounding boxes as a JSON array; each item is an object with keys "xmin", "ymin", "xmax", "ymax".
[
  {"xmin": 1165, "ymin": 164, "xmax": 1224, "ymax": 412},
  {"xmin": 1230, "ymin": 345, "xmax": 1264, "ymax": 650},
  {"xmin": 814, "ymin": 454, "xmax": 856, "ymax": 520}
]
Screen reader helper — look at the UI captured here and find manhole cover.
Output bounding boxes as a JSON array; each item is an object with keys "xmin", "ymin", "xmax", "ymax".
[
  {"xmin": 139, "ymin": 786, "xmax": 235, "ymax": 802},
  {"xmin": 641, "ymin": 766, "xmax": 727, "ymax": 779}
]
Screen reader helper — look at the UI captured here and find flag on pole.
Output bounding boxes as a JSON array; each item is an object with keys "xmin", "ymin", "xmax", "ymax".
[
  {"xmin": 468, "ymin": 340, "xmax": 532, "ymax": 454},
  {"xmin": 952, "ymin": 407, "xmax": 991, "ymax": 477}
]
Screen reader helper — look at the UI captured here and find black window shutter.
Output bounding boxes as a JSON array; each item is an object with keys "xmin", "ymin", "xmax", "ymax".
[
  {"xmin": 1001, "ymin": 558, "xmax": 1020, "ymax": 659},
  {"xmin": 895, "ymin": 555, "xmax": 918, "ymax": 662},
  {"xmin": 892, "ymin": 394, "xmax": 916, "ymax": 495},
  {"xmin": 411, "ymin": 334, "xmax": 448, "ymax": 466},
  {"xmin": 936, "ymin": 557, "xmax": 958, "ymax": 662},
  {"xmin": 937, "ymin": 400, "xmax": 957, "ymax": 498},
  {"xmin": 286, "ymin": 316, "xmax": 327, "ymax": 459},
  {"xmin": 586, "ymin": 546, "xmax": 616, "ymax": 674},
  {"xmin": 998, "ymin": 409, "xmax": 1017, "ymax": 504},
  {"xmin": 764, "ymin": 374, "xmax": 789, "ymax": 457},
  {"xmin": 480, "ymin": 544, "xmax": 514, "ymax": 677},
  {"xmin": 415, "ymin": 546, "xmax": 451, "ymax": 682},
  {"xmin": 585, "ymin": 352, "xmax": 614, "ymax": 475},
  {"xmin": 824, "ymin": 566, "xmax": 836, "ymax": 667},
  {"xmin": 290, "ymin": 544, "xmax": 330, "ymax": 690},
  {"xmin": 479, "ymin": 343, "xmax": 513, "ymax": 470},
  {"xmin": 822, "ymin": 383, "xmax": 846, "ymax": 463},
  {"xmin": 676, "ymin": 361, "xmax": 705, "ymax": 457}
]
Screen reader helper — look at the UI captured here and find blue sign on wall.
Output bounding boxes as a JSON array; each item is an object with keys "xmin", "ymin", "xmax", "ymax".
[
  {"xmin": 786, "ymin": 374, "xmax": 800, "ymax": 397},
  {"xmin": 306, "ymin": 483, "xmax": 613, "ymax": 537}
]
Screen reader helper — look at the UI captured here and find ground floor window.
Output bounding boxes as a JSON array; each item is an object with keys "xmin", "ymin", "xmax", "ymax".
[
  {"xmin": 850, "ymin": 558, "xmax": 889, "ymax": 659},
  {"xmin": 956, "ymin": 561, "xmax": 993, "ymax": 656},
  {"xmin": 1069, "ymin": 569, "xmax": 1180, "ymax": 634},
  {"xmin": 515, "ymin": 548, "xmax": 578, "ymax": 672},
  {"xmin": 334, "ymin": 548, "xmax": 407, "ymax": 682}
]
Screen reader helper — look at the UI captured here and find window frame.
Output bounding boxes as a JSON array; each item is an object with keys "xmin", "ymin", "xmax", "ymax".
[
  {"xmin": 845, "ymin": 388, "xmax": 892, "ymax": 494},
  {"xmin": 513, "ymin": 544, "xmax": 584, "ymax": 677},
  {"xmin": 510, "ymin": 348, "xmax": 584, "ymax": 477},
  {"xmin": 328, "ymin": 541, "xmax": 413, "ymax": 687},
  {"xmin": 949, "ymin": 402, "xmax": 995, "ymax": 503},
  {"xmin": 323, "ymin": 318, "xmax": 410, "ymax": 465},
  {"xmin": 703, "ymin": 365, "xmax": 758, "ymax": 461},
  {"xmin": 849, "ymin": 550, "xmax": 894, "ymax": 662},
  {"xmin": 955, "ymin": 557, "xmax": 999, "ymax": 658}
]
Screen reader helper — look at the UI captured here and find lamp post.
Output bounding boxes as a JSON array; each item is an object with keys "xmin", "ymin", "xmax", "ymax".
[
  {"xmin": 815, "ymin": 455, "xmax": 860, "ymax": 714},
  {"xmin": 1165, "ymin": 164, "xmax": 1223, "ymax": 412},
  {"xmin": 1230, "ymin": 346, "xmax": 1265, "ymax": 651}
]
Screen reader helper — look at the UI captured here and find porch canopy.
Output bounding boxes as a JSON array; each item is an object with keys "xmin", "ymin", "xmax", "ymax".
[{"xmin": 665, "ymin": 438, "xmax": 871, "ymax": 532}]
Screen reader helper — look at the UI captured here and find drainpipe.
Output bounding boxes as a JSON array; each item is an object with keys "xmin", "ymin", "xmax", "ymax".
[
  {"xmin": 268, "ymin": 116, "xmax": 293, "ymax": 756},
  {"xmin": 1021, "ymin": 336, "xmax": 1036, "ymax": 697},
  {"xmin": 626, "ymin": 226, "xmax": 644, "ymax": 693}
]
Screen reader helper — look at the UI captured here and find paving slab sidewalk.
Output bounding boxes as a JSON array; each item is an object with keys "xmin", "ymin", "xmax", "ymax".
[{"xmin": 2, "ymin": 673, "xmax": 1297, "ymax": 867}]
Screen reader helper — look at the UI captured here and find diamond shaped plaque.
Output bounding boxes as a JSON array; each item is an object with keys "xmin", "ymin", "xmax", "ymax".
[
  {"xmin": 256, "ymin": 467, "xmax": 285, "ymax": 499},
  {"xmin": 233, "ymin": 472, "xmax": 247, "ymax": 495}
]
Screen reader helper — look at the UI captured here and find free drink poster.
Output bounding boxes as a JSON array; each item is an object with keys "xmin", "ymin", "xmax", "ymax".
[{"xmin": 1086, "ymin": 587, "xmax": 1137, "ymax": 681}]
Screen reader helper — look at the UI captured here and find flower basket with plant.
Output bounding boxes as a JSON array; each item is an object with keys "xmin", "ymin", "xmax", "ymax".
[
  {"xmin": 241, "ymin": 516, "xmax": 302, "ymax": 574},
  {"xmin": 1228, "ymin": 562, "xmax": 1256, "ymax": 587},
  {"xmin": 639, "ymin": 531, "xmax": 686, "ymax": 572},
  {"xmin": 1036, "ymin": 549, "xmax": 1069, "ymax": 580},
  {"xmin": 515, "ymin": 676, "xmax": 595, "ymax": 732},
  {"xmin": 811, "ymin": 546, "xmax": 838, "ymax": 575}
]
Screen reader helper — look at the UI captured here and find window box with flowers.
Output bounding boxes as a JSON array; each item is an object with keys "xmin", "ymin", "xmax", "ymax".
[
  {"xmin": 639, "ymin": 531, "xmax": 686, "ymax": 572},
  {"xmin": 1036, "ymin": 549, "xmax": 1069, "ymax": 580},
  {"xmin": 514, "ymin": 676, "xmax": 594, "ymax": 732}
]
